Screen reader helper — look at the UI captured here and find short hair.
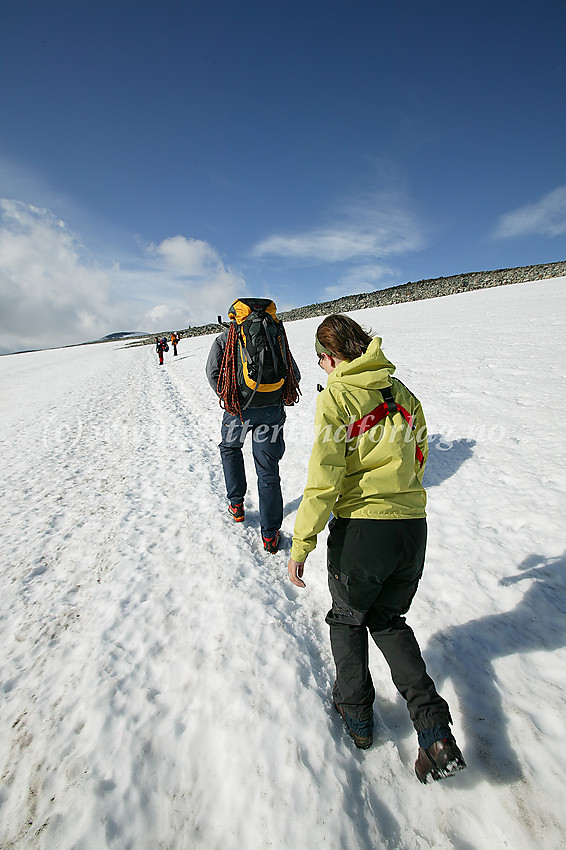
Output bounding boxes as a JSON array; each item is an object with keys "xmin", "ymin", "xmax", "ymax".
[{"xmin": 317, "ymin": 314, "xmax": 373, "ymax": 361}]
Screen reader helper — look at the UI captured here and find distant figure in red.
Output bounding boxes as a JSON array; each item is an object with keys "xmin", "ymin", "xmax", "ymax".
[
  {"xmin": 171, "ymin": 331, "xmax": 180, "ymax": 356},
  {"xmin": 155, "ymin": 337, "xmax": 165, "ymax": 365}
]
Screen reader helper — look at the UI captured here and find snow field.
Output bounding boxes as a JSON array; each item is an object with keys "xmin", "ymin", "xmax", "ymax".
[{"xmin": 0, "ymin": 277, "xmax": 565, "ymax": 849}]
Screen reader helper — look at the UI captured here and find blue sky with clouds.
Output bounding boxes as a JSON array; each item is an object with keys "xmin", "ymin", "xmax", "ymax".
[{"xmin": 1, "ymin": 0, "xmax": 565, "ymax": 352}]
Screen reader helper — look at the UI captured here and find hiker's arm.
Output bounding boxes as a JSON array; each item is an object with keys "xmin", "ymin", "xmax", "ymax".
[
  {"xmin": 205, "ymin": 332, "xmax": 228, "ymax": 394},
  {"xmin": 290, "ymin": 388, "xmax": 347, "ymax": 564},
  {"xmin": 413, "ymin": 398, "xmax": 428, "ymax": 481}
]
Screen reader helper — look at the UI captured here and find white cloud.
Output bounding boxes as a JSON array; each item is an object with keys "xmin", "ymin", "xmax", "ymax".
[
  {"xmin": 0, "ymin": 200, "xmax": 115, "ymax": 352},
  {"xmin": 0, "ymin": 200, "xmax": 247, "ymax": 354},
  {"xmin": 151, "ymin": 235, "xmax": 219, "ymax": 275},
  {"xmin": 144, "ymin": 234, "xmax": 246, "ymax": 327},
  {"xmin": 251, "ymin": 193, "xmax": 425, "ymax": 264},
  {"xmin": 494, "ymin": 186, "xmax": 566, "ymax": 239},
  {"xmin": 144, "ymin": 304, "xmax": 192, "ymax": 329}
]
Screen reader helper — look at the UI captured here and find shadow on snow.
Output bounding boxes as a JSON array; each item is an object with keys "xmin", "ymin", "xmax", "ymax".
[
  {"xmin": 426, "ymin": 551, "xmax": 566, "ymax": 785},
  {"xmin": 423, "ymin": 434, "xmax": 476, "ymax": 489}
]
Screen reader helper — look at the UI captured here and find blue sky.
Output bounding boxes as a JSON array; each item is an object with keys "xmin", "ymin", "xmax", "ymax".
[{"xmin": 1, "ymin": 0, "xmax": 565, "ymax": 352}]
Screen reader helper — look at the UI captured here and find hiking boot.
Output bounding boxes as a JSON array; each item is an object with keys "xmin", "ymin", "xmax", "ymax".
[
  {"xmin": 228, "ymin": 502, "xmax": 245, "ymax": 522},
  {"xmin": 415, "ymin": 738, "xmax": 466, "ymax": 784},
  {"xmin": 334, "ymin": 702, "xmax": 373, "ymax": 750},
  {"xmin": 262, "ymin": 530, "xmax": 281, "ymax": 554}
]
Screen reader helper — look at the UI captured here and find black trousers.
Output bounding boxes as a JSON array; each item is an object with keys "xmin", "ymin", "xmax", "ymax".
[{"xmin": 326, "ymin": 516, "xmax": 451, "ymax": 732}]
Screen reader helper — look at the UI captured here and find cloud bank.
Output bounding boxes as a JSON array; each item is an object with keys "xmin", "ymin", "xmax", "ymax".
[
  {"xmin": 494, "ymin": 186, "xmax": 566, "ymax": 239},
  {"xmin": 0, "ymin": 200, "xmax": 246, "ymax": 354}
]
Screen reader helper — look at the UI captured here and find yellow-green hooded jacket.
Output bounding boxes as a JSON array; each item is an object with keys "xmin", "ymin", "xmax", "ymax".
[{"xmin": 290, "ymin": 337, "xmax": 428, "ymax": 564}]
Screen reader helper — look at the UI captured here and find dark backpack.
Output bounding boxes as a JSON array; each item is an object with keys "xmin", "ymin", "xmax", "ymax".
[{"xmin": 228, "ymin": 298, "xmax": 287, "ymax": 409}]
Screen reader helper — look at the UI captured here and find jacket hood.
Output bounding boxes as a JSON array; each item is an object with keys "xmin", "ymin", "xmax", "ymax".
[{"xmin": 328, "ymin": 336, "xmax": 395, "ymax": 391}]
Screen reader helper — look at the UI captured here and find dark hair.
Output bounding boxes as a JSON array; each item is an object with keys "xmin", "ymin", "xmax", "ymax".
[{"xmin": 317, "ymin": 314, "xmax": 373, "ymax": 361}]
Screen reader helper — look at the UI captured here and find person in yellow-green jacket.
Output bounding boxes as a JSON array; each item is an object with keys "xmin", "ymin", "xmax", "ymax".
[{"xmin": 287, "ymin": 314, "xmax": 466, "ymax": 784}]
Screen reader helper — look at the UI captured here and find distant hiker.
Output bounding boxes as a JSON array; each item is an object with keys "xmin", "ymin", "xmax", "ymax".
[
  {"xmin": 287, "ymin": 314, "xmax": 466, "ymax": 784},
  {"xmin": 171, "ymin": 331, "xmax": 180, "ymax": 356},
  {"xmin": 155, "ymin": 336, "xmax": 165, "ymax": 366},
  {"xmin": 206, "ymin": 298, "xmax": 301, "ymax": 553}
]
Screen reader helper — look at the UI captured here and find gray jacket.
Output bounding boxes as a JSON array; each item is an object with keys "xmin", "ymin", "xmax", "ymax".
[{"xmin": 205, "ymin": 329, "xmax": 301, "ymax": 398}]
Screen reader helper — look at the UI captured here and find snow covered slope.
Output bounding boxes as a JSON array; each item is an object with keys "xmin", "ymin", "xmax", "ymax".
[{"xmin": 0, "ymin": 277, "xmax": 565, "ymax": 849}]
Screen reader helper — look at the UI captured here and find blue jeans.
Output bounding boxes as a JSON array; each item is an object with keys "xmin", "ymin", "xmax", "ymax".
[{"xmin": 219, "ymin": 406, "xmax": 286, "ymax": 536}]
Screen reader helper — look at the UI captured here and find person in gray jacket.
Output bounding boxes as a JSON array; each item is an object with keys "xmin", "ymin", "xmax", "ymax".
[{"xmin": 206, "ymin": 324, "xmax": 300, "ymax": 553}]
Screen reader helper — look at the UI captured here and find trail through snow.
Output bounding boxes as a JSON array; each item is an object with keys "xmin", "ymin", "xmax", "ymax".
[{"xmin": 1, "ymin": 278, "xmax": 565, "ymax": 849}]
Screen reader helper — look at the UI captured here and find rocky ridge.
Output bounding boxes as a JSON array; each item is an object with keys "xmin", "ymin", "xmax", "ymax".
[{"xmin": 277, "ymin": 260, "xmax": 566, "ymax": 323}]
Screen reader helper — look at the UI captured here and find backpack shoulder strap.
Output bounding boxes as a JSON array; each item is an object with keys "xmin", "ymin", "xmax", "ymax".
[
  {"xmin": 379, "ymin": 385, "xmax": 399, "ymax": 417},
  {"xmin": 346, "ymin": 383, "xmax": 416, "ymax": 438}
]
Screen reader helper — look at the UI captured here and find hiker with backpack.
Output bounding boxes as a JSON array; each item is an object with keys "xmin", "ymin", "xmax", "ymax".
[
  {"xmin": 286, "ymin": 314, "xmax": 466, "ymax": 784},
  {"xmin": 171, "ymin": 331, "xmax": 180, "ymax": 356},
  {"xmin": 155, "ymin": 336, "xmax": 165, "ymax": 366},
  {"xmin": 206, "ymin": 298, "xmax": 301, "ymax": 553}
]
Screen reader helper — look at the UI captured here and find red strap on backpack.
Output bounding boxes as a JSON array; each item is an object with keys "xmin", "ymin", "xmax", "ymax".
[{"xmin": 346, "ymin": 386, "xmax": 424, "ymax": 468}]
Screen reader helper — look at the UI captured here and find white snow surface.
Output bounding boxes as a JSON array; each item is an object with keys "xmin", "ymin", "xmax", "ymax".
[{"xmin": 1, "ymin": 277, "xmax": 565, "ymax": 850}]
